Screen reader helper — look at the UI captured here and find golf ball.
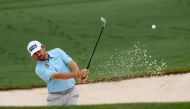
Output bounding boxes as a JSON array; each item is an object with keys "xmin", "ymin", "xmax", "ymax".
[{"xmin": 152, "ymin": 25, "xmax": 156, "ymax": 29}]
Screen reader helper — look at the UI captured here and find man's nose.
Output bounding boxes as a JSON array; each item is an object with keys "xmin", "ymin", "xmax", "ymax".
[{"xmin": 35, "ymin": 52, "xmax": 40, "ymax": 57}]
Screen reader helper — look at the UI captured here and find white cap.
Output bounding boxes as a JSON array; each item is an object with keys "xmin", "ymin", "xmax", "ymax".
[{"xmin": 27, "ymin": 40, "xmax": 42, "ymax": 56}]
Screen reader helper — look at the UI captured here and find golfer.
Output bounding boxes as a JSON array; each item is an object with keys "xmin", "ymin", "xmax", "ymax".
[{"xmin": 27, "ymin": 40, "xmax": 88, "ymax": 105}]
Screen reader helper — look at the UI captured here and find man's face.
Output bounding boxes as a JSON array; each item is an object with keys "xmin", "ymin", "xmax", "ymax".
[{"xmin": 32, "ymin": 48, "xmax": 47, "ymax": 61}]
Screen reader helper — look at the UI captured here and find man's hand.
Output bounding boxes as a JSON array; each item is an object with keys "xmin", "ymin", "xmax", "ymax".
[
  {"xmin": 79, "ymin": 69, "xmax": 88, "ymax": 78},
  {"xmin": 77, "ymin": 69, "xmax": 89, "ymax": 84}
]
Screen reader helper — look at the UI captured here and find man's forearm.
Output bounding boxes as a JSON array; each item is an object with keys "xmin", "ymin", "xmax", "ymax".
[
  {"xmin": 51, "ymin": 72, "xmax": 78, "ymax": 79},
  {"xmin": 68, "ymin": 60, "xmax": 80, "ymax": 72}
]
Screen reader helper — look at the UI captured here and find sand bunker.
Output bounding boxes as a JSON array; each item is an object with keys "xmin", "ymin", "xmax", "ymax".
[{"xmin": 0, "ymin": 73, "xmax": 190, "ymax": 106}]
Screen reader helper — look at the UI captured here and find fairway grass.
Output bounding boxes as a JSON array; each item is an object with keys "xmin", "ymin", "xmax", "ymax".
[
  {"xmin": 1, "ymin": 103, "xmax": 190, "ymax": 109},
  {"xmin": 0, "ymin": 0, "xmax": 190, "ymax": 88}
]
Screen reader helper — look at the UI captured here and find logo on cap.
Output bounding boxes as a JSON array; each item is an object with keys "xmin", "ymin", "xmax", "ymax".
[{"xmin": 29, "ymin": 44, "xmax": 37, "ymax": 52}]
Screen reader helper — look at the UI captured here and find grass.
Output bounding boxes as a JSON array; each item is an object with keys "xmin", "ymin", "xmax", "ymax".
[
  {"xmin": 0, "ymin": 0, "xmax": 190, "ymax": 88},
  {"xmin": 1, "ymin": 103, "xmax": 190, "ymax": 109}
]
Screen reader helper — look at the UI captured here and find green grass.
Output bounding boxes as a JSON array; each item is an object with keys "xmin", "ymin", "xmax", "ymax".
[
  {"xmin": 1, "ymin": 103, "xmax": 190, "ymax": 109},
  {"xmin": 0, "ymin": 0, "xmax": 190, "ymax": 88}
]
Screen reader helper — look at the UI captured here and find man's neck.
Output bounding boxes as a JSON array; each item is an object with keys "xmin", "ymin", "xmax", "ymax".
[{"xmin": 40, "ymin": 53, "xmax": 49, "ymax": 61}]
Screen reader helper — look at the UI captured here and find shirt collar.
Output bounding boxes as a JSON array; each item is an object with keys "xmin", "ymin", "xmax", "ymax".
[
  {"xmin": 37, "ymin": 50, "xmax": 58, "ymax": 63},
  {"xmin": 47, "ymin": 50, "xmax": 58, "ymax": 58}
]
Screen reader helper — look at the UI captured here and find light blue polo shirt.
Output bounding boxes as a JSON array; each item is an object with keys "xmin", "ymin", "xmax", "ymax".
[{"xmin": 35, "ymin": 48, "xmax": 76, "ymax": 93}]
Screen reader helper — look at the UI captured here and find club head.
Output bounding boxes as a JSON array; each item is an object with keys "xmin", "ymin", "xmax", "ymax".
[{"xmin": 101, "ymin": 17, "xmax": 106, "ymax": 27}]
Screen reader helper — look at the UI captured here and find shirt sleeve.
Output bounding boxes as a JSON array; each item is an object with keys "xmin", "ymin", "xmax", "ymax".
[
  {"xmin": 56, "ymin": 48, "xmax": 72, "ymax": 64},
  {"xmin": 35, "ymin": 65, "xmax": 54, "ymax": 82}
]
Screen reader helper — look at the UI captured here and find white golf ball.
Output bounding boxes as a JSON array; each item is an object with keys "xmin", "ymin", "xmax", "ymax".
[{"xmin": 152, "ymin": 25, "xmax": 156, "ymax": 29}]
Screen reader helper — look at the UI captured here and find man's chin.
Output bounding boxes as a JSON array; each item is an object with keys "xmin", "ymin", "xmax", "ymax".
[{"xmin": 37, "ymin": 57, "xmax": 45, "ymax": 61}]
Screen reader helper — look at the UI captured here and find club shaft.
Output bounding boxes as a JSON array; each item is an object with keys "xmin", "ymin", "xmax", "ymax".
[{"xmin": 86, "ymin": 26, "xmax": 105, "ymax": 69}]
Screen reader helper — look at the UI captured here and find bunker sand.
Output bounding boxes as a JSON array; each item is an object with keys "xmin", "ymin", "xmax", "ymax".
[{"xmin": 0, "ymin": 73, "xmax": 190, "ymax": 106}]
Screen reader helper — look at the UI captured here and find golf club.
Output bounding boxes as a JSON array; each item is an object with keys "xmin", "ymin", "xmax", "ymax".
[
  {"xmin": 80, "ymin": 17, "xmax": 106, "ymax": 81},
  {"xmin": 86, "ymin": 17, "xmax": 107, "ymax": 70}
]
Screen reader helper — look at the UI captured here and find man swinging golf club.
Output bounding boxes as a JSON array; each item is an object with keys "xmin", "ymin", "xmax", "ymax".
[
  {"xmin": 27, "ymin": 16, "xmax": 106, "ymax": 105},
  {"xmin": 27, "ymin": 40, "xmax": 88, "ymax": 105}
]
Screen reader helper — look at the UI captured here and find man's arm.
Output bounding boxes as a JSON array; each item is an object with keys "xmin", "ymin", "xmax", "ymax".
[
  {"xmin": 51, "ymin": 70, "xmax": 88, "ymax": 79},
  {"xmin": 51, "ymin": 71, "xmax": 78, "ymax": 79},
  {"xmin": 68, "ymin": 60, "xmax": 80, "ymax": 73},
  {"xmin": 68, "ymin": 60, "xmax": 89, "ymax": 84},
  {"xmin": 50, "ymin": 60, "xmax": 88, "ymax": 80}
]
